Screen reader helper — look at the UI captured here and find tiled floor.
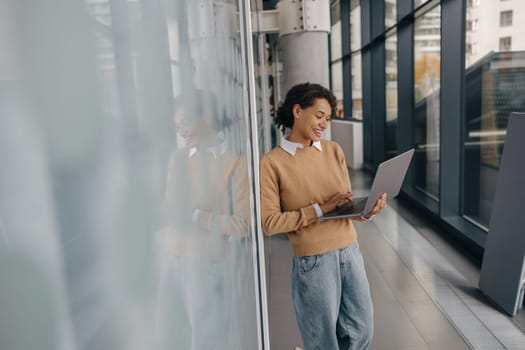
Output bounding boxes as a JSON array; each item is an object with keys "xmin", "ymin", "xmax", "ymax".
[{"xmin": 265, "ymin": 170, "xmax": 525, "ymax": 350}]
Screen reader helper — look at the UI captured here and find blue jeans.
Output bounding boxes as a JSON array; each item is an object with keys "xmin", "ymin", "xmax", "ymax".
[{"xmin": 292, "ymin": 242, "xmax": 374, "ymax": 350}]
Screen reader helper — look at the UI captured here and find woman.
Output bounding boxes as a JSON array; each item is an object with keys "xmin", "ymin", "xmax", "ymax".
[{"xmin": 260, "ymin": 82, "xmax": 386, "ymax": 350}]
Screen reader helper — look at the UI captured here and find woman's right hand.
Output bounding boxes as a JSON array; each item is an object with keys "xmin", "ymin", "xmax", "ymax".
[{"xmin": 320, "ymin": 191, "xmax": 353, "ymax": 214}]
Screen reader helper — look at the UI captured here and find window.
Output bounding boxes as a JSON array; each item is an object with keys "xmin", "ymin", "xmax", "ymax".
[
  {"xmin": 499, "ymin": 36, "xmax": 512, "ymax": 51},
  {"xmin": 331, "ymin": 61, "xmax": 344, "ymax": 118},
  {"xmin": 385, "ymin": 0, "xmax": 396, "ymax": 29},
  {"xmin": 415, "ymin": 0, "xmax": 430, "ymax": 7},
  {"xmin": 473, "ymin": 19, "xmax": 479, "ymax": 31},
  {"xmin": 414, "ymin": 5, "xmax": 441, "ymax": 202},
  {"xmin": 463, "ymin": 1, "xmax": 525, "ymax": 229},
  {"xmin": 330, "ymin": 1, "xmax": 344, "ymax": 118},
  {"xmin": 350, "ymin": 0, "xmax": 361, "ymax": 51},
  {"xmin": 465, "ymin": 42, "xmax": 478, "ymax": 56},
  {"xmin": 500, "ymin": 10, "xmax": 513, "ymax": 27},
  {"xmin": 385, "ymin": 34, "xmax": 398, "ymax": 156},
  {"xmin": 351, "ymin": 52, "xmax": 363, "ymax": 120}
]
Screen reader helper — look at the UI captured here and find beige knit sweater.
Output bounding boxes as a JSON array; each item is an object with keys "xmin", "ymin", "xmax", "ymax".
[{"xmin": 259, "ymin": 140, "xmax": 358, "ymax": 256}]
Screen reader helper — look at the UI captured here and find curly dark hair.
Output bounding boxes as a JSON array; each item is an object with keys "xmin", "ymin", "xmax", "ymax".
[{"xmin": 274, "ymin": 82, "xmax": 337, "ymax": 134}]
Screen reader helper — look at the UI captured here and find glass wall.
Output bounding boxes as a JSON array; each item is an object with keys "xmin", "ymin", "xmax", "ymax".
[
  {"xmin": 351, "ymin": 52, "xmax": 363, "ymax": 120},
  {"xmin": 0, "ymin": 1, "xmax": 263, "ymax": 349},
  {"xmin": 463, "ymin": 0, "xmax": 525, "ymax": 229},
  {"xmin": 350, "ymin": 0, "xmax": 362, "ymax": 120},
  {"xmin": 330, "ymin": 0, "xmax": 344, "ymax": 118},
  {"xmin": 415, "ymin": 0, "xmax": 431, "ymax": 8},
  {"xmin": 350, "ymin": 0, "xmax": 361, "ymax": 51},
  {"xmin": 414, "ymin": 5, "xmax": 441, "ymax": 202},
  {"xmin": 385, "ymin": 33, "xmax": 398, "ymax": 157},
  {"xmin": 331, "ymin": 60, "xmax": 344, "ymax": 118},
  {"xmin": 385, "ymin": 0, "xmax": 397, "ymax": 29},
  {"xmin": 331, "ymin": 0, "xmax": 525, "ymax": 253}
]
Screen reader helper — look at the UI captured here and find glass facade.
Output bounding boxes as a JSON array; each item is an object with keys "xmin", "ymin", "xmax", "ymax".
[
  {"xmin": 331, "ymin": 60, "xmax": 344, "ymax": 118},
  {"xmin": 348, "ymin": 0, "xmax": 363, "ymax": 120},
  {"xmin": 463, "ymin": 0, "xmax": 525, "ymax": 229},
  {"xmin": 385, "ymin": 33, "xmax": 398, "ymax": 157},
  {"xmin": 0, "ymin": 1, "xmax": 264, "ymax": 349},
  {"xmin": 415, "ymin": 0, "xmax": 431, "ymax": 8},
  {"xmin": 330, "ymin": 0, "xmax": 525, "ymax": 253},
  {"xmin": 414, "ymin": 5, "xmax": 441, "ymax": 202},
  {"xmin": 385, "ymin": 0, "xmax": 397, "ymax": 29},
  {"xmin": 330, "ymin": 1, "xmax": 344, "ymax": 118},
  {"xmin": 352, "ymin": 52, "xmax": 363, "ymax": 120},
  {"xmin": 331, "ymin": 1, "xmax": 342, "ymax": 60},
  {"xmin": 350, "ymin": 0, "xmax": 361, "ymax": 51}
]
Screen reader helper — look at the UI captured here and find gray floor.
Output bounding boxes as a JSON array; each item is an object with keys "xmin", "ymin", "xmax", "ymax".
[{"xmin": 265, "ymin": 170, "xmax": 525, "ymax": 350}]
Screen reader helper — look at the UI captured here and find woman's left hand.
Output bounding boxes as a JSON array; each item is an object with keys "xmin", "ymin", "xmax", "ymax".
[{"xmin": 359, "ymin": 192, "xmax": 387, "ymax": 221}]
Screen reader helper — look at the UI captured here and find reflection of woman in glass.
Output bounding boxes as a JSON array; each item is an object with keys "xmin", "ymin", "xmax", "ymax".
[
  {"xmin": 260, "ymin": 83, "xmax": 386, "ymax": 350},
  {"xmin": 156, "ymin": 90, "xmax": 248, "ymax": 350}
]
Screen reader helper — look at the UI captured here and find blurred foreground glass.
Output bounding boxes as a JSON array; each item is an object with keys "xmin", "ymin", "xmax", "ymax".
[{"xmin": 0, "ymin": 1, "xmax": 260, "ymax": 349}]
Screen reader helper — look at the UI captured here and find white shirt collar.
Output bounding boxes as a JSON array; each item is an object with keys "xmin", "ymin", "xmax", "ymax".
[
  {"xmin": 188, "ymin": 141, "xmax": 227, "ymax": 159},
  {"xmin": 279, "ymin": 138, "xmax": 322, "ymax": 156}
]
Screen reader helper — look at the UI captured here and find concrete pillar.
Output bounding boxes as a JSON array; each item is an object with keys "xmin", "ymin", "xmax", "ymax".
[
  {"xmin": 280, "ymin": 32, "xmax": 330, "ymax": 93},
  {"xmin": 277, "ymin": 0, "xmax": 331, "ymax": 138}
]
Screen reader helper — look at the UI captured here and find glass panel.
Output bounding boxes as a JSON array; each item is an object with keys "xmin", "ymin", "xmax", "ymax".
[
  {"xmin": 415, "ymin": 0, "xmax": 430, "ymax": 8},
  {"xmin": 330, "ymin": 0, "xmax": 344, "ymax": 119},
  {"xmin": 463, "ymin": 0, "xmax": 525, "ymax": 229},
  {"xmin": 352, "ymin": 52, "xmax": 363, "ymax": 120},
  {"xmin": 331, "ymin": 61, "xmax": 344, "ymax": 118},
  {"xmin": 499, "ymin": 37, "xmax": 512, "ymax": 52},
  {"xmin": 385, "ymin": 33, "xmax": 398, "ymax": 157},
  {"xmin": 331, "ymin": 0, "xmax": 342, "ymax": 60},
  {"xmin": 331, "ymin": 21, "xmax": 342, "ymax": 61},
  {"xmin": 0, "ymin": 1, "xmax": 261, "ymax": 349},
  {"xmin": 414, "ymin": 5, "xmax": 441, "ymax": 201},
  {"xmin": 268, "ymin": 36, "xmax": 282, "ymax": 149},
  {"xmin": 500, "ymin": 10, "xmax": 513, "ymax": 27},
  {"xmin": 385, "ymin": 0, "xmax": 397, "ymax": 29},
  {"xmin": 350, "ymin": 0, "xmax": 361, "ymax": 51},
  {"xmin": 253, "ymin": 32, "xmax": 272, "ymax": 155}
]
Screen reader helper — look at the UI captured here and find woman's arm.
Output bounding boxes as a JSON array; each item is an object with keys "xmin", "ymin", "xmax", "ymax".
[{"xmin": 259, "ymin": 158, "xmax": 318, "ymax": 235}]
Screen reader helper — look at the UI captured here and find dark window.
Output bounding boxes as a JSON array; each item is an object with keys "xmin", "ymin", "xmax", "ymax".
[
  {"xmin": 499, "ymin": 36, "xmax": 512, "ymax": 51},
  {"xmin": 500, "ymin": 10, "xmax": 513, "ymax": 27}
]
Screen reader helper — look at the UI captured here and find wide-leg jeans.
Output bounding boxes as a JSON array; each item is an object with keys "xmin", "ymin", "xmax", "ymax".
[{"xmin": 292, "ymin": 242, "xmax": 374, "ymax": 350}]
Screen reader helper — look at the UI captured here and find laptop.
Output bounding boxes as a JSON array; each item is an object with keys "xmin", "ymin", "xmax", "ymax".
[{"xmin": 318, "ymin": 149, "xmax": 415, "ymax": 221}]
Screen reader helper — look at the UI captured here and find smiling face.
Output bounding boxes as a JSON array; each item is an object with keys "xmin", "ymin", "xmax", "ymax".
[{"xmin": 289, "ymin": 98, "xmax": 332, "ymax": 146}]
